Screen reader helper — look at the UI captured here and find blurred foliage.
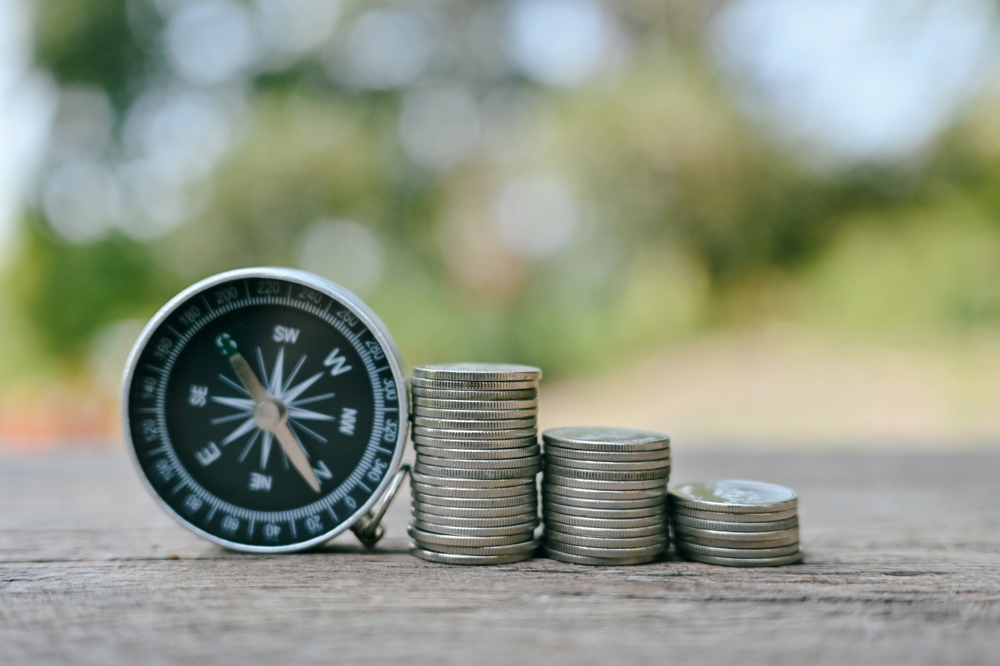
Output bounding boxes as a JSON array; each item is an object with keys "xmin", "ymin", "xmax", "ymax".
[
  {"xmin": 7, "ymin": 219, "xmax": 181, "ymax": 356},
  {"xmin": 8, "ymin": 0, "xmax": 1000, "ymax": 389}
]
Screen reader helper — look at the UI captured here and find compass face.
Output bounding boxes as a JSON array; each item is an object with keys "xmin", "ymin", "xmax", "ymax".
[{"xmin": 122, "ymin": 268, "xmax": 408, "ymax": 552}]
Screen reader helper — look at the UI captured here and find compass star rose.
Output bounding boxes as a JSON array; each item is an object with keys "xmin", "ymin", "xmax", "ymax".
[{"xmin": 210, "ymin": 346, "xmax": 335, "ymax": 471}]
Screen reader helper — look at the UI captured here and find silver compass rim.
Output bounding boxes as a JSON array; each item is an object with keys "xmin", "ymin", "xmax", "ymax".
[{"xmin": 120, "ymin": 266, "xmax": 410, "ymax": 554}]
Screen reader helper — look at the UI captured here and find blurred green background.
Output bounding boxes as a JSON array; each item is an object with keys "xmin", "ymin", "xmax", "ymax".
[{"xmin": 3, "ymin": 0, "xmax": 1000, "ymax": 446}]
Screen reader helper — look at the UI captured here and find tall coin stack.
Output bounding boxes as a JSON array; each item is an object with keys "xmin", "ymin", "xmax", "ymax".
[
  {"xmin": 668, "ymin": 480, "xmax": 802, "ymax": 567},
  {"xmin": 408, "ymin": 363, "xmax": 543, "ymax": 565},
  {"xmin": 541, "ymin": 427, "xmax": 671, "ymax": 565}
]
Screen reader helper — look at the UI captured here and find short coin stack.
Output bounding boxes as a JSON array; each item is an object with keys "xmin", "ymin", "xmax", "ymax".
[
  {"xmin": 541, "ymin": 427, "xmax": 671, "ymax": 565},
  {"xmin": 408, "ymin": 363, "xmax": 543, "ymax": 565},
  {"xmin": 668, "ymin": 479, "xmax": 802, "ymax": 567}
]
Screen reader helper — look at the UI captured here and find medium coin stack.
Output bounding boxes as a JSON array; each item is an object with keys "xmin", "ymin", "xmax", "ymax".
[
  {"xmin": 541, "ymin": 427, "xmax": 671, "ymax": 565},
  {"xmin": 668, "ymin": 479, "xmax": 802, "ymax": 567},
  {"xmin": 408, "ymin": 363, "xmax": 543, "ymax": 565}
]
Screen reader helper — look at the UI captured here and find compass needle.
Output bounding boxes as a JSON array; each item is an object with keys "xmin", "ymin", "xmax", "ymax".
[{"xmin": 273, "ymin": 423, "xmax": 322, "ymax": 492}]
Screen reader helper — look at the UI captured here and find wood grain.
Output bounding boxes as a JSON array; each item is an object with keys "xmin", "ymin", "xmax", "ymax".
[{"xmin": 1, "ymin": 448, "xmax": 999, "ymax": 665}]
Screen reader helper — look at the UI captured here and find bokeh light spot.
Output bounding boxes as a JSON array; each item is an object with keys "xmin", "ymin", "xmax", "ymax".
[
  {"xmin": 339, "ymin": 10, "xmax": 434, "ymax": 89},
  {"xmin": 166, "ymin": 0, "xmax": 257, "ymax": 86},
  {"xmin": 506, "ymin": 0, "xmax": 610, "ymax": 87},
  {"xmin": 494, "ymin": 172, "xmax": 579, "ymax": 258},
  {"xmin": 296, "ymin": 219, "xmax": 386, "ymax": 295},
  {"xmin": 399, "ymin": 84, "xmax": 480, "ymax": 171},
  {"xmin": 256, "ymin": 0, "xmax": 341, "ymax": 58},
  {"xmin": 42, "ymin": 161, "xmax": 119, "ymax": 244}
]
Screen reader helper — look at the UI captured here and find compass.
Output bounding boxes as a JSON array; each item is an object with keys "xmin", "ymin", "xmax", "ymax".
[{"xmin": 121, "ymin": 267, "xmax": 409, "ymax": 553}]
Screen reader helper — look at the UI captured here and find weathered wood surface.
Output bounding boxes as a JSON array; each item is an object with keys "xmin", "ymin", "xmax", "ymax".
[{"xmin": 1, "ymin": 448, "xmax": 999, "ymax": 665}]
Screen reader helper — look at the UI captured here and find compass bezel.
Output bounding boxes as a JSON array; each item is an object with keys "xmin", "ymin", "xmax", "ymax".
[{"xmin": 121, "ymin": 267, "xmax": 410, "ymax": 553}]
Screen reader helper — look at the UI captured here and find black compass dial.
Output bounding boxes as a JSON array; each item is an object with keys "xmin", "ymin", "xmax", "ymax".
[{"xmin": 124, "ymin": 270, "xmax": 406, "ymax": 552}]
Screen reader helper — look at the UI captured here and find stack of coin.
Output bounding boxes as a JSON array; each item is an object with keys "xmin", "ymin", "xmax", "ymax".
[
  {"xmin": 408, "ymin": 363, "xmax": 543, "ymax": 565},
  {"xmin": 541, "ymin": 427, "xmax": 671, "ymax": 565},
  {"xmin": 668, "ymin": 479, "xmax": 802, "ymax": 567}
]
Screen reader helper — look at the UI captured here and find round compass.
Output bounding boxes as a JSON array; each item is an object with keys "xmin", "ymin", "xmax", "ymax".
[{"xmin": 121, "ymin": 267, "xmax": 409, "ymax": 552}]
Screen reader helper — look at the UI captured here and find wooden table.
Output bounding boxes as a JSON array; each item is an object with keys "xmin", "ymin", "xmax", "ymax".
[{"xmin": 2, "ymin": 448, "xmax": 998, "ymax": 664}]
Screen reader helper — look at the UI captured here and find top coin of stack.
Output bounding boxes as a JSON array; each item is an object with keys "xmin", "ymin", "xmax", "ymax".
[
  {"xmin": 541, "ymin": 426, "xmax": 671, "ymax": 566},
  {"xmin": 408, "ymin": 363, "xmax": 543, "ymax": 565},
  {"xmin": 668, "ymin": 479, "xmax": 802, "ymax": 567}
]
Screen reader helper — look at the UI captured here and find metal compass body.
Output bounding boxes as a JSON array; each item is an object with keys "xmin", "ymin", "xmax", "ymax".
[{"xmin": 121, "ymin": 268, "xmax": 409, "ymax": 552}]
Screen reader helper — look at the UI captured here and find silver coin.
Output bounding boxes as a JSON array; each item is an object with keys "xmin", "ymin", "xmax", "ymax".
[
  {"xmin": 672, "ymin": 505, "xmax": 799, "ymax": 523},
  {"xmin": 413, "ymin": 510, "xmax": 539, "ymax": 536},
  {"xmin": 542, "ymin": 485, "xmax": 669, "ymax": 500},
  {"xmin": 542, "ymin": 512, "xmax": 665, "ymax": 529},
  {"xmin": 409, "ymin": 525, "xmax": 536, "ymax": 547},
  {"xmin": 671, "ymin": 513, "xmax": 798, "ymax": 532},
  {"xmin": 542, "ymin": 426, "xmax": 669, "ymax": 452},
  {"xmin": 413, "ymin": 490, "xmax": 536, "ymax": 507},
  {"xmin": 676, "ymin": 541, "xmax": 801, "ymax": 558},
  {"xmin": 410, "ymin": 376, "xmax": 539, "ymax": 390},
  {"xmin": 413, "ymin": 363, "xmax": 542, "ymax": 382},
  {"xmin": 414, "ymin": 426, "xmax": 538, "ymax": 440},
  {"xmin": 543, "ymin": 485, "xmax": 666, "ymax": 502},
  {"xmin": 412, "ymin": 434, "xmax": 538, "ymax": 449},
  {"xmin": 414, "ymin": 502, "xmax": 536, "ymax": 519},
  {"xmin": 673, "ymin": 523, "xmax": 799, "ymax": 547},
  {"xmin": 411, "ymin": 471, "xmax": 535, "ymax": 489},
  {"xmin": 410, "ymin": 546, "xmax": 535, "ymax": 565},
  {"xmin": 412, "ymin": 416, "xmax": 537, "ymax": 430},
  {"xmin": 412, "ymin": 480, "xmax": 535, "ymax": 498},
  {"xmin": 411, "ymin": 387, "xmax": 538, "ymax": 400},
  {"xmin": 544, "ymin": 522, "xmax": 666, "ymax": 539},
  {"xmin": 411, "ymin": 536, "xmax": 540, "ymax": 557},
  {"xmin": 540, "ymin": 540, "xmax": 668, "ymax": 559},
  {"xmin": 544, "ymin": 503, "xmax": 666, "ymax": 519},
  {"xmin": 413, "ymin": 407, "xmax": 539, "ymax": 421},
  {"xmin": 673, "ymin": 532, "xmax": 799, "ymax": 550},
  {"xmin": 545, "ymin": 455, "xmax": 671, "ymax": 472},
  {"xmin": 544, "ymin": 497, "xmax": 664, "ymax": 512},
  {"xmin": 543, "ymin": 445, "xmax": 671, "ymax": 462},
  {"xmin": 414, "ymin": 444, "xmax": 541, "ymax": 460},
  {"xmin": 415, "ymin": 461, "xmax": 541, "ymax": 479},
  {"xmin": 668, "ymin": 480, "xmax": 797, "ymax": 513},
  {"xmin": 413, "ymin": 398, "xmax": 539, "ymax": 411},
  {"xmin": 543, "ymin": 474, "xmax": 667, "ymax": 491},
  {"xmin": 544, "ymin": 530, "xmax": 668, "ymax": 549},
  {"xmin": 543, "ymin": 546, "xmax": 660, "ymax": 566},
  {"xmin": 679, "ymin": 550, "xmax": 803, "ymax": 567},
  {"xmin": 413, "ymin": 518, "xmax": 539, "ymax": 536},
  {"xmin": 417, "ymin": 454, "xmax": 543, "ymax": 470},
  {"xmin": 545, "ymin": 463, "xmax": 669, "ymax": 482}
]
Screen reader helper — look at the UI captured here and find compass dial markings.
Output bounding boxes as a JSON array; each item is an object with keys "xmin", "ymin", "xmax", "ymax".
[
  {"xmin": 238, "ymin": 430, "xmax": 262, "ymax": 463},
  {"xmin": 292, "ymin": 392, "xmax": 335, "ymax": 407},
  {"xmin": 218, "ymin": 374, "xmax": 248, "ymax": 396},
  {"xmin": 283, "ymin": 371, "xmax": 325, "ymax": 404},
  {"xmin": 210, "ymin": 412, "xmax": 249, "ymax": 426},
  {"xmin": 221, "ymin": 417, "xmax": 257, "ymax": 446},
  {"xmin": 289, "ymin": 420, "xmax": 327, "ymax": 444},
  {"xmin": 287, "ymin": 406, "xmax": 335, "ymax": 421},
  {"xmin": 283, "ymin": 353, "xmax": 307, "ymax": 394}
]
